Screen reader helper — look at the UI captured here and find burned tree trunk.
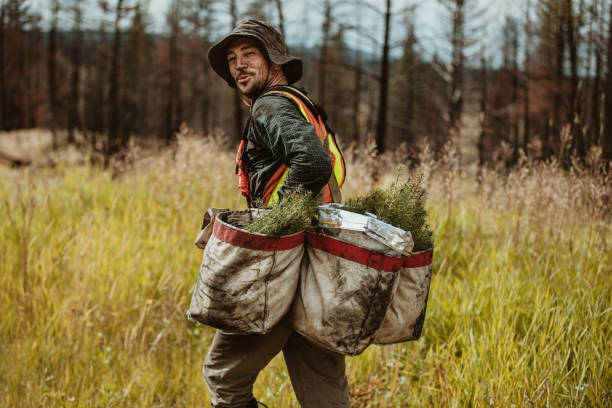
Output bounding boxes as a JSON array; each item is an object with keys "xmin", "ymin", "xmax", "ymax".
[
  {"xmin": 165, "ymin": 0, "xmax": 182, "ymax": 144},
  {"xmin": 478, "ymin": 52, "xmax": 488, "ymax": 165},
  {"xmin": 352, "ymin": 47, "xmax": 361, "ymax": 143},
  {"xmin": 523, "ymin": 0, "xmax": 531, "ymax": 152},
  {"xmin": 47, "ymin": 0, "xmax": 59, "ymax": 148},
  {"xmin": 107, "ymin": 0, "xmax": 124, "ymax": 157},
  {"xmin": 274, "ymin": 0, "xmax": 285, "ymax": 39},
  {"xmin": 448, "ymin": 0, "xmax": 465, "ymax": 139},
  {"xmin": 318, "ymin": 0, "xmax": 332, "ymax": 108},
  {"xmin": 603, "ymin": 0, "xmax": 612, "ymax": 159},
  {"xmin": 375, "ymin": 0, "xmax": 391, "ymax": 154},
  {"xmin": 68, "ymin": 0, "xmax": 82, "ymax": 145}
]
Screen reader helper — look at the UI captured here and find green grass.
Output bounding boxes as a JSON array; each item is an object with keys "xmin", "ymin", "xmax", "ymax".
[{"xmin": 0, "ymin": 138, "xmax": 610, "ymax": 407}]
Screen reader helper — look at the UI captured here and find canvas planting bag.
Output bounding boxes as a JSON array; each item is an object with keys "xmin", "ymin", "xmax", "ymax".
[
  {"xmin": 374, "ymin": 248, "xmax": 434, "ymax": 344},
  {"xmin": 187, "ymin": 208, "xmax": 304, "ymax": 334},
  {"xmin": 292, "ymin": 228, "xmax": 406, "ymax": 356}
]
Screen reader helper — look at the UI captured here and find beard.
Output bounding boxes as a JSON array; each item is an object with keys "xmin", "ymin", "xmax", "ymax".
[{"xmin": 244, "ymin": 81, "xmax": 267, "ymax": 99}]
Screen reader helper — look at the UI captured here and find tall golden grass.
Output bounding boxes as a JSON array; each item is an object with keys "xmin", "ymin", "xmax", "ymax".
[{"xmin": 1, "ymin": 128, "xmax": 610, "ymax": 407}]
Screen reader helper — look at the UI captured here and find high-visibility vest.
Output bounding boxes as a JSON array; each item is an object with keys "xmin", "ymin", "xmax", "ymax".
[{"xmin": 236, "ymin": 86, "xmax": 346, "ymax": 207}]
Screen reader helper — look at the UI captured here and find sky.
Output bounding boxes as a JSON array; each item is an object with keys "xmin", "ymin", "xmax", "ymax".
[{"xmin": 30, "ymin": 0, "xmax": 525, "ymax": 62}]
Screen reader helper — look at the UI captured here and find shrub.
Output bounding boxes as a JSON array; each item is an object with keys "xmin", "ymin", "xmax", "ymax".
[
  {"xmin": 345, "ymin": 174, "xmax": 434, "ymax": 251},
  {"xmin": 245, "ymin": 187, "xmax": 318, "ymax": 236}
]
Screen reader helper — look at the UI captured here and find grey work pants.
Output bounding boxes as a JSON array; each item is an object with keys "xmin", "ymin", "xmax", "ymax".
[{"xmin": 203, "ymin": 315, "xmax": 350, "ymax": 408}]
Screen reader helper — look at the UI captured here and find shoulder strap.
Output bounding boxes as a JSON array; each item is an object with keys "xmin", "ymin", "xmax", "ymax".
[{"xmin": 265, "ymin": 85, "xmax": 320, "ymax": 115}]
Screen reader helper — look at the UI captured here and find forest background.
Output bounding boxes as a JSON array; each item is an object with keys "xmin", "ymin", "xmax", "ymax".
[{"xmin": 1, "ymin": 0, "xmax": 612, "ymax": 163}]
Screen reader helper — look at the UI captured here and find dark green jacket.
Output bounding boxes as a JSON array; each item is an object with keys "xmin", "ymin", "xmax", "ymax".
[{"xmin": 244, "ymin": 86, "xmax": 332, "ymax": 203}]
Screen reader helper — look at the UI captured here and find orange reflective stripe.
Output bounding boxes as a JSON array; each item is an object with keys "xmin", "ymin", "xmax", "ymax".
[{"xmin": 324, "ymin": 185, "xmax": 332, "ymax": 203}]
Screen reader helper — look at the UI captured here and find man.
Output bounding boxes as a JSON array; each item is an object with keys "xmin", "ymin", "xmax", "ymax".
[{"xmin": 205, "ymin": 19, "xmax": 350, "ymax": 408}]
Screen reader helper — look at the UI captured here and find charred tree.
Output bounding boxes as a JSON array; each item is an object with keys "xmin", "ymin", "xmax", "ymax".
[
  {"xmin": 565, "ymin": 0, "xmax": 584, "ymax": 157},
  {"xmin": 603, "ymin": 0, "xmax": 612, "ymax": 159},
  {"xmin": 552, "ymin": 5, "xmax": 565, "ymax": 156},
  {"xmin": 375, "ymin": 0, "xmax": 391, "ymax": 154},
  {"xmin": 448, "ymin": 0, "xmax": 465, "ymax": 138},
  {"xmin": 318, "ymin": 0, "xmax": 332, "ymax": 108},
  {"xmin": 401, "ymin": 20, "xmax": 417, "ymax": 147},
  {"xmin": 0, "ymin": 5, "xmax": 4, "ymax": 130},
  {"xmin": 523, "ymin": 0, "xmax": 532, "ymax": 152},
  {"xmin": 478, "ymin": 52, "xmax": 488, "ymax": 165},
  {"xmin": 68, "ymin": 0, "xmax": 82, "ymax": 145},
  {"xmin": 351, "ymin": 46, "xmax": 361, "ymax": 143},
  {"xmin": 566, "ymin": 0, "xmax": 578, "ymax": 108},
  {"xmin": 47, "ymin": 0, "xmax": 59, "ymax": 147},
  {"xmin": 124, "ymin": 3, "xmax": 150, "ymax": 139},
  {"xmin": 165, "ymin": 0, "xmax": 183, "ymax": 144},
  {"xmin": 590, "ymin": 0, "xmax": 603, "ymax": 148},
  {"xmin": 107, "ymin": 0, "xmax": 124, "ymax": 157},
  {"xmin": 274, "ymin": 0, "xmax": 285, "ymax": 39},
  {"xmin": 502, "ymin": 17, "xmax": 520, "ymax": 162}
]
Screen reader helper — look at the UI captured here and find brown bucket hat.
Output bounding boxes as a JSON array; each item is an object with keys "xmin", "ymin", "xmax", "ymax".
[{"xmin": 208, "ymin": 19, "xmax": 303, "ymax": 88}]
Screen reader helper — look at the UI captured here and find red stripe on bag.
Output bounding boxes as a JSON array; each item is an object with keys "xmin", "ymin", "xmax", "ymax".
[
  {"xmin": 306, "ymin": 232, "xmax": 403, "ymax": 272},
  {"xmin": 213, "ymin": 220, "xmax": 305, "ymax": 251},
  {"xmin": 403, "ymin": 249, "xmax": 434, "ymax": 268}
]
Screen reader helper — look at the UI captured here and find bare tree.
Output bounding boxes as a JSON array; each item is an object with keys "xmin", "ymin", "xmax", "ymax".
[
  {"xmin": 394, "ymin": 15, "xmax": 417, "ymax": 147},
  {"xmin": 273, "ymin": 0, "xmax": 285, "ymax": 39},
  {"xmin": 603, "ymin": 0, "xmax": 612, "ymax": 159},
  {"xmin": 68, "ymin": 0, "xmax": 83, "ymax": 145},
  {"xmin": 553, "ymin": 3, "xmax": 565, "ymax": 156},
  {"xmin": 318, "ymin": 0, "xmax": 332, "ymax": 108},
  {"xmin": 374, "ymin": 0, "xmax": 391, "ymax": 153},
  {"xmin": 165, "ymin": 0, "xmax": 183, "ymax": 144},
  {"xmin": 477, "ymin": 50, "xmax": 488, "ymax": 165},
  {"xmin": 502, "ymin": 16, "xmax": 520, "ymax": 161},
  {"xmin": 523, "ymin": 0, "xmax": 532, "ymax": 152},
  {"xmin": 106, "ymin": 0, "xmax": 130, "ymax": 157},
  {"xmin": 589, "ymin": 0, "xmax": 603, "ymax": 149},
  {"xmin": 351, "ymin": 36, "xmax": 362, "ymax": 143},
  {"xmin": 565, "ymin": 0, "xmax": 585, "ymax": 157},
  {"xmin": 123, "ymin": 1, "xmax": 153, "ymax": 138},
  {"xmin": 47, "ymin": 0, "xmax": 59, "ymax": 147},
  {"xmin": 438, "ymin": 0, "xmax": 467, "ymax": 140},
  {"xmin": 0, "ymin": 3, "xmax": 5, "ymax": 130},
  {"xmin": 566, "ymin": 0, "xmax": 579, "ymax": 111}
]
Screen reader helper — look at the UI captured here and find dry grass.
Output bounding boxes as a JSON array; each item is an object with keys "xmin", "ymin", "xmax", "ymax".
[{"xmin": 1, "ymin": 128, "xmax": 610, "ymax": 407}]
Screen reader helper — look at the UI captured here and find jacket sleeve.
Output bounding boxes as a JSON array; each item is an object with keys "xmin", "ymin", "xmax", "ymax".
[{"xmin": 251, "ymin": 95, "xmax": 332, "ymax": 199}]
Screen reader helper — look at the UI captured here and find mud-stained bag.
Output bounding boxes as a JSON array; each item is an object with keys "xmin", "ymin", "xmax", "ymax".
[
  {"xmin": 187, "ymin": 209, "xmax": 304, "ymax": 335},
  {"xmin": 374, "ymin": 248, "xmax": 434, "ymax": 344},
  {"xmin": 292, "ymin": 230, "xmax": 403, "ymax": 355},
  {"xmin": 194, "ymin": 207, "xmax": 230, "ymax": 249}
]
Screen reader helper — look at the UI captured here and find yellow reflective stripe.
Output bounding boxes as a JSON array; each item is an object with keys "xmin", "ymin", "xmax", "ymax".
[
  {"xmin": 267, "ymin": 167, "xmax": 291, "ymax": 206},
  {"xmin": 328, "ymin": 137, "xmax": 345, "ymax": 187}
]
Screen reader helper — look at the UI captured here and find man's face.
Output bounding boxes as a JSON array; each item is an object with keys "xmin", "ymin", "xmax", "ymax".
[{"xmin": 227, "ymin": 37, "xmax": 271, "ymax": 99}]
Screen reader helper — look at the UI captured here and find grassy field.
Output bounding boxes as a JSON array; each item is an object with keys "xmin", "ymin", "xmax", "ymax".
[{"xmin": 1, "ymin": 133, "xmax": 611, "ymax": 407}]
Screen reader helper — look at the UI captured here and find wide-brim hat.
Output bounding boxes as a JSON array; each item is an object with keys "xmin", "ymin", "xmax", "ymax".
[{"xmin": 208, "ymin": 19, "xmax": 303, "ymax": 88}]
